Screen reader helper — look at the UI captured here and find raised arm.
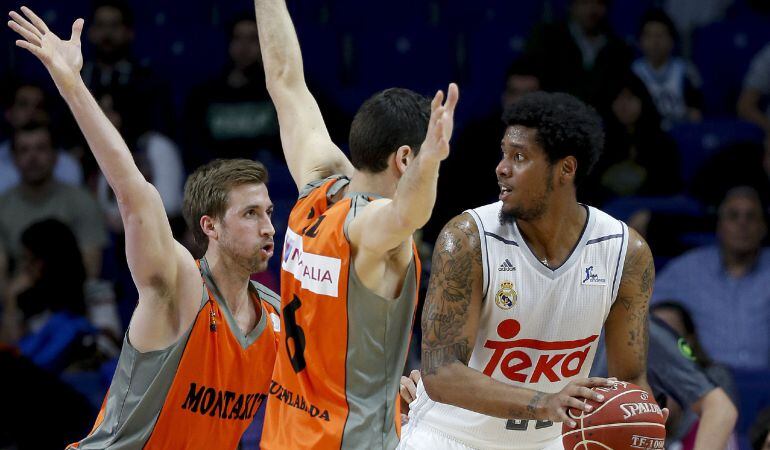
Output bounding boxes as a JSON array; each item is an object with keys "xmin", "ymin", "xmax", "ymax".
[
  {"xmin": 347, "ymin": 84, "xmax": 458, "ymax": 256},
  {"xmin": 420, "ymin": 214, "xmax": 609, "ymax": 427},
  {"xmin": 253, "ymin": 0, "xmax": 353, "ymax": 189},
  {"xmin": 8, "ymin": 9, "xmax": 197, "ymax": 344},
  {"xmin": 604, "ymin": 228, "xmax": 654, "ymax": 393}
]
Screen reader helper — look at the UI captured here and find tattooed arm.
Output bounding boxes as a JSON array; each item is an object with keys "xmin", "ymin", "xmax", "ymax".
[
  {"xmin": 421, "ymin": 214, "xmax": 609, "ymax": 425},
  {"xmin": 604, "ymin": 228, "xmax": 654, "ymax": 394}
]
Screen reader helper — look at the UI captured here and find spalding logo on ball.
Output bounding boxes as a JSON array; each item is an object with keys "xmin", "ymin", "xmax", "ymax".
[{"xmin": 562, "ymin": 381, "xmax": 666, "ymax": 450}]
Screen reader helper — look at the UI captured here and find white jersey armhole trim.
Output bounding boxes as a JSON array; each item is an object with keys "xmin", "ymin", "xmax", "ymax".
[
  {"xmin": 610, "ymin": 220, "xmax": 629, "ymax": 304},
  {"xmin": 465, "ymin": 209, "xmax": 490, "ymax": 299}
]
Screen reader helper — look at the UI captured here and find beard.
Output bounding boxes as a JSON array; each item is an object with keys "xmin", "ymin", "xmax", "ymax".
[
  {"xmin": 219, "ymin": 232, "xmax": 268, "ymax": 274},
  {"xmin": 499, "ymin": 171, "xmax": 554, "ymax": 225}
]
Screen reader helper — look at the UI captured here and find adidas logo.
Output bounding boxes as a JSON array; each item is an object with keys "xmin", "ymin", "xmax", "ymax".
[{"xmin": 498, "ymin": 259, "xmax": 515, "ymax": 272}]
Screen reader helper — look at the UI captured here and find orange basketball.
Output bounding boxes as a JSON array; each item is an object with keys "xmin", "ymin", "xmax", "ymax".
[{"xmin": 561, "ymin": 381, "xmax": 666, "ymax": 450}]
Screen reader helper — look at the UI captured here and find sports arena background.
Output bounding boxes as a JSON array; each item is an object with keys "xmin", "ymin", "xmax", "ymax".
[{"xmin": 1, "ymin": 0, "xmax": 769, "ymax": 448}]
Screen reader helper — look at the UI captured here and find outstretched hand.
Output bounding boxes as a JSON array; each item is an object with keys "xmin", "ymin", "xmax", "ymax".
[
  {"xmin": 8, "ymin": 7, "xmax": 84, "ymax": 91},
  {"xmin": 419, "ymin": 83, "xmax": 459, "ymax": 163}
]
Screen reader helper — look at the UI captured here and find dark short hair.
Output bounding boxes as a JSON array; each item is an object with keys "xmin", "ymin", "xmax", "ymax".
[
  {"xmin": 638, "ymin": 8, "xmax": 678, "ymax": 42},
  {"xmin": 183, "ymin": 159, "xmax": 269, "ymax": 250},
  {"xmin": 348, "ymin": 88, "xmax": 431, "ymax": 173},
  {"xmin": 11, "ymin": 121, "xmax": 55, "ymax": 154},
  {"xmin": 91, "ymin": 0, "xmax": 134, "ymax": 27},
  {"xmin": 502, "ymin": 91, "xmax": 604, "ymax": 185}
]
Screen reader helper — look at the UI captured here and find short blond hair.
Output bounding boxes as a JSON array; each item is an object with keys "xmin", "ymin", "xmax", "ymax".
[{"xmin": 183, "ymin": 159, "xmax": 268, "ymax": 250}]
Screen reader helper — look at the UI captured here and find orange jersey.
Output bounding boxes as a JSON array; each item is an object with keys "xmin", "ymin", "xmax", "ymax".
[
  {"xmin": 262, "ymin": 176, "xmax": 421, "ymax": 450},
  {"xmin": 68, "ymin": 259, "xmax": 280, "ymax": 449}
]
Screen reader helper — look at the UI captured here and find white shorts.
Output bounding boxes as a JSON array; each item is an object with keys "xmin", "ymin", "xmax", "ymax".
[{"xmin": 398, "ymin": 421, "xmax": 564, "ymax": 450}]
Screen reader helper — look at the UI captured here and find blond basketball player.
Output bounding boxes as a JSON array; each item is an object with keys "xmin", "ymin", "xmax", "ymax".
[
  {"xmin": 399, "ymin": 92, "xmax": 664, "ymax": 450},
  {"xmin": 253, "ymin": 0, "xmax": 458, "ymax": 448},
  {"xmin": 9, "ymin": 8, "xmax": 280, "ymax": 448}
]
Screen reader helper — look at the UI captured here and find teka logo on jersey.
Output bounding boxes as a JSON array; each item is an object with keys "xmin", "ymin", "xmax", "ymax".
[
  {"xmin": 282, "ymin": 228, "xmax": 341, "ymax": 297},
  {"xmin": 482, "ymin": 319, "xmax": 598, "ymax": 383},
  {"xmin": 581, "ymin": 265, "xmax": 607, "ymax": 285}
]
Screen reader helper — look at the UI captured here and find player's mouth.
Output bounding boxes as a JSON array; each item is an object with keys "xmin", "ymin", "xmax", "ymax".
[
  {"xmin": 499, "ymin": 182, "xmax": 513, "ymax": 201},
  {"xmin": 261, "ymin": 242, "xmax": 274, "ymax": 258}
]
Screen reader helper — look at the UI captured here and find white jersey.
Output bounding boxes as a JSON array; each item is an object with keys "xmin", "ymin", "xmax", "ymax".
[
  {"xmin": 631, "ymin": 57, "xmax": 694, "ymax": 128},
  {"xmin": 406, "ymin": 202, "xmax": 628, "ymax": 450}
]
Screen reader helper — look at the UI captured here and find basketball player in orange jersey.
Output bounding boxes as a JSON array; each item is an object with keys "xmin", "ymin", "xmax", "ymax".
[
  {"xmin": 9, "ymin": 8, "xmax": 281, "ymax": 449},
  {"xmin": 253, "ymin": 1, "xmax": 458, "ymax": 448},
  {"xmin": 399, "ymin": 92, "xmax": 666, "ymax": 450}
]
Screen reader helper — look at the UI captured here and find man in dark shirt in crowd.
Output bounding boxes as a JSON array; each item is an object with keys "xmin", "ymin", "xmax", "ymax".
[{"xmin": 523, "ymin": 0, "xmax": 632, "ymax": 111}]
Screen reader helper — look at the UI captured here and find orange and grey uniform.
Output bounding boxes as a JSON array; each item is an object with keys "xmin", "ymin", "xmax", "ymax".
[
  {"xmin": 67, "ymin": 258, "xmax": 280, "ymax": 449},
  {"xmin": 261, "ymin": 176, "xmax": 421, "ymax": 450}
]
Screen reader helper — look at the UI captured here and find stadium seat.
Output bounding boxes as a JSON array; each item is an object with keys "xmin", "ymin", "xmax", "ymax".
[
  {"xmin": 668, "ymin": 118, "xmax": 764, "ymax": 184},
  {"xmin": 692, "ymin": 15, "xmax": 770, "ymax": 114}
]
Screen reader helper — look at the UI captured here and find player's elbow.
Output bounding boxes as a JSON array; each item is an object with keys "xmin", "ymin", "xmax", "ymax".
[
  {"xmin": 421, "ymin": 365, "xmax": 460, "ymax": 404},
  {"xmin": 700, "ymin": 387, "xmax": 738, "ymax": 426}
]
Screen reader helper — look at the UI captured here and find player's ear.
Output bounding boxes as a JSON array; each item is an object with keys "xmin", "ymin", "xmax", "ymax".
[
  {"xmin": 559, "ymin": 156, "xmax": 577, "ymax": 185},
  {"xmin": 393, "ymin": 145, "xmax": 412, "ymax": 176}
]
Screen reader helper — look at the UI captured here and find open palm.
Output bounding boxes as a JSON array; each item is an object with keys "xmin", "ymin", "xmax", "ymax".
[
  {"xmin": 421, "ymin": 83, "xmax": 459, "ymax": 162},
  {"xmin": 8, "ymin": 7, "xmax": 84, "ymax": 90}
]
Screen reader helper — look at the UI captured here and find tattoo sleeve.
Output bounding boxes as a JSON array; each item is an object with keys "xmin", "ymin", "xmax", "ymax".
[
  {"xmin": 606, "ymin": 231, "xmax": 654, "ymax": 383},
  {"xmin": 421, "ymin": 214, "xmax": 482, "ymax": 376}
]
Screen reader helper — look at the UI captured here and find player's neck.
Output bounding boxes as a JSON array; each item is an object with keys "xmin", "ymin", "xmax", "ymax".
[
  {"xmin": 516, "ymin": 200, "xmax": 587, "ymax": 267},
  {"xmin": 203, "ymin": 250, "xmax": 254, "ymax": 314},
  {"xmin": 347, "ymin": 169, "xmax": 396, "ymax": 199}
]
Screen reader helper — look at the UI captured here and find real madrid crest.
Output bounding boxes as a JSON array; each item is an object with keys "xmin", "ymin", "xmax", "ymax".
[{"xmin": 495, "ymin": 281, "xmax": 517, "ymax": 310}]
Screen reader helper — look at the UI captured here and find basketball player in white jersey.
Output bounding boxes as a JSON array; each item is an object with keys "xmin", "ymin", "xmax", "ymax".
[{"xmin": 399, "ymin": 92, "xmax": 661, "ymax": 450}]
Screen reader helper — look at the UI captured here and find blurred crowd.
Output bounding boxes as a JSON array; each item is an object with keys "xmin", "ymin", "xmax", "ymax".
[{"xmin": 0, "ymin": 0, "xmax": 768, "ymax": 449}]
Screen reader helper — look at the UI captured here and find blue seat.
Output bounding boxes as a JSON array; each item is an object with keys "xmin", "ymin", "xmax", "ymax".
[
  {"xmin": 692, "ymin": 16, "xmax": 770, "ymax": 114},
  {"xmin": 668, "ymin": 118, "xmax": 764, "ymax": 184}
]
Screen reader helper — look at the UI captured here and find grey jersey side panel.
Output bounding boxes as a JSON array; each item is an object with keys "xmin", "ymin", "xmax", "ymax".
[
  {"xmin": 340, "ymin": 194, "xmax": 419, "ymax": 450},
  {"xmin": 72, "ymin": 287, "xmax": 207, "ymax": 449}
]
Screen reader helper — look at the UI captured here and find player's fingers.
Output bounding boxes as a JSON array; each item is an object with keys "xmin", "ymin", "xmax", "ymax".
[
  {"xmin": 430, "ymin": 89, "xmax": 443, "ymax": 112},
  {"xmin": 20, "ymin": 6, "xmax": 49, "ymax": 34},
  {"xmin": 556, "ymin": 406, "xmax": 577, "ymax": 428},
  {"xmin": 662, "ymin": 407, "xmax": 670, "ymax": 422},
  {"xmin": 8, "ymin": 11, "xmax": 41, "ymax": 38},
  {"xmin": 403, "ymin": 376, "xmax": 417, "ymax": 400},
  {"xmin": 444, "ymin": 82, "xmax": 459, "ymax": 112},
  {"xmin": 71, "ymin": 18, "xmax": 84, "ymax": 43},
  {"xmin": 15, "ymin": 39, "xmax": 44, "ymax": 58},
  {"xmin": 409, "ymin": 369, "xmax": 420, "ymax": 384},
  {"xmin": 7, "ymin": 19, "xmax": 41, "ymax": 45},
  {"xmin": 574, "ymin": 377, "xmax": 613, "ymax": 388},
  {"xmin": 570, "ymin": 386, "xmax": 604, "ymax": 403},
  {"xmin": 563, "ymin": 395, "xmax": 592, "ymax": 413}
]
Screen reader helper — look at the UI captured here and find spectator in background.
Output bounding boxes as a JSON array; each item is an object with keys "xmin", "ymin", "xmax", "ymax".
[
  {"xmin": 83, "ymin": 0, "xmax": 173, "ymax": 136},
  {"xmin": 651, "ymin": 186, "xmax": 770, "ymax": 370},
  {"xmin": 663, "ymin": 0, "xmax": 731, "ymax": 52},
  {"xmin": 651, "ymin": 302, "xmax": 740, "ymax": 450},
  {"xmin": 1, "ymin": 219, "xmax": 119, "ymax": 368},
  {"xmin": 524, "ymin": 0, "xmax": 632, "ymax": 110},
  {"xmin": 0, "ymin": 123, "xmax": 107, "ymax": 280},
  {"xmin": 751, "ymin": 407, "xmax": 770, "ymax": 450},
  {"xmin": 691, "ymin": 135, "xmax": 770, "ymax": 211},
  {"xmin": 94, "ymin": 90, "xmax": 184, "ymax": 233},
  {"xmin": 581, "ymin": 73, "xmax": 681, "ymax": 206},
  {"xmin": 738, "ymin": 43, "xmax": 770, "ymax": 134},
  {"xmin": 632, "ymin": 9, "xmax": 703, "ymax": 130},
  {"xmin": 184, "ymin": 13, "xmax": 280, "ymax": 168},
  {"xmin": 0, "ymin": 81, "xmax": 82, "ymax": 193}
]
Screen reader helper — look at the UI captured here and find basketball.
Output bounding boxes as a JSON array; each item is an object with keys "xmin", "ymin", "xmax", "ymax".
[{"xmin": 561, "ymin": 381, "xmax": 666, "ymax": 450}]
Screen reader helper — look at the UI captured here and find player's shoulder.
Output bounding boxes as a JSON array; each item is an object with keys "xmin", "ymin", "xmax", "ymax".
[
  {"xmin": 297, "ymin": 174, "xmax": 350, "ymax": 201},
  {"xmin": 252, "ymin": 281, "xmax": 281, "ymax": 315}
]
